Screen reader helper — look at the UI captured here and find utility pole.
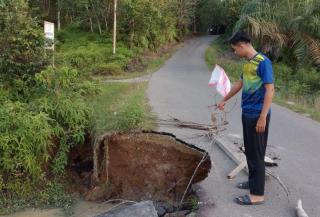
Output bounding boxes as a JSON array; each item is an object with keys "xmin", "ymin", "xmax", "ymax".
[
  {"xmin": 113, "ymin": 0, "xmax": 117, "ymax": 54},
  {"xmin": 57, "ymin": 0, "xmax": 61, "ymax": 31}
]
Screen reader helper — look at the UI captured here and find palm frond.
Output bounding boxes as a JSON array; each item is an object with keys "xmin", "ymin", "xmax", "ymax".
[
  {"xmin": 306, "ymin": 36, "xmax": 320, "ymax": 66},
  {"xmin": 291, "ymin": 32, "xmax": 320, "ymax": 66},
  {"xmin": 247, "ymin": 16, "xmax": 286, "ymax": 47}
]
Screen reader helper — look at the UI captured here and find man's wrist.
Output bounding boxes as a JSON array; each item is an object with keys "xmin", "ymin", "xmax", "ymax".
[{"xmin": 260, "ymin": 113, "xmax": 267, "ymax": 118}]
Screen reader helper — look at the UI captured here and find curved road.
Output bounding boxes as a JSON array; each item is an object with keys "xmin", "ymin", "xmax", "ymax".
[{"xmin": 147, "ymin": 36, "xmax": 320, "ymax": 217}]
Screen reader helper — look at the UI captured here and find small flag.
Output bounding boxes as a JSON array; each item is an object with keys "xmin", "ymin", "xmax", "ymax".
[{"xmin": 208, "ymin": 64, "xmax": 231, "ymax": 97}]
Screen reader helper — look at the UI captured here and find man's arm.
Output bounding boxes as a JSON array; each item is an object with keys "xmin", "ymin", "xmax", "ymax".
[
  {"xmin": 256, "ymin": 83, "xmax": 274, "ymax": 133},
  {"xmin": 217, "ymin": 80, "xmax": 243, "ymax": 110}
]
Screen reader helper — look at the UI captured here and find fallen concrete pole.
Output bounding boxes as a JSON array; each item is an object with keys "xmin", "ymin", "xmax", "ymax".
[{"xmin": 214, "ymin": 138, "xmax": 249, "ymax": 175}]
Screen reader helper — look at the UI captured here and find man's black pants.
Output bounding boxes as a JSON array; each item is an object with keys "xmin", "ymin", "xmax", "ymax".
[{"xmin": 242, "ymin": 114, "xmax": 270, "ymax": 196}]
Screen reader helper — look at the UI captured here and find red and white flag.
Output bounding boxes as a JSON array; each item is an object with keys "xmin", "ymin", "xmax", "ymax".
[{"xmin": 208, "ymin": 64, "xmax": 231, "ymax": 97}]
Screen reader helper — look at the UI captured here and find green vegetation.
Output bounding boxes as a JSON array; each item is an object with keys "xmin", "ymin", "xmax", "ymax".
[
  {"xmin": 198, "ymin": 0, "xmax": 320, "ymax": 67},
  {"xmin": 205, "ymin": 38, "xmax": 244, "ymax": 81},
  {"xmin": 90, "ymin": 82, "xmax": 155, "ymax": 135},
  {"xmin": 1, "ymin": 0, "xmax": 180, "ymax": 213},
  {"xmin": 30, "ymin": 0, "xmax": 197, "ymax": 49},
  {"xmin": 0, "ymin": 65, "xmax": 97, "ymax": 214},
  {"xmin": 0, "ymin": 181, "xmax": 73, "ymax": 215},
  {"xmin": 55, "ymin": 27, "xmax": 138, "ymax": 76},
  {"xmin": 0, "ymin": 0, "xmax": 47, "ymax": 80},
  {"xmin": 0, "ymin": 0, "xmax": 174, "ymax": 214},
  {"xmin": 55, "ymin": 27, "xmax": 180, "ymax": 79},
  {"xmin": 233, "ymin": 0, "xmax": 320, "ymax": 67}
]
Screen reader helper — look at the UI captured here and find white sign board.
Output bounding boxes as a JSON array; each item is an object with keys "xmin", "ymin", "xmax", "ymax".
[{"xmin": 44, "ymin": 21, "xmax": 54, "ymax": 49}]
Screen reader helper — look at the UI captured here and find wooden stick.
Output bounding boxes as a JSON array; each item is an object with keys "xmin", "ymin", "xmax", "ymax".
[
  {"xmin": 179, "ymin": 152, "xmax": 209, "ymax": 208},
  {"xmin": 227, "ymin": 161, "xmax": 247, "ymax": 179},
  {"xmin": 266, "ymin": 169, "xmax": 290, "ymax": 198}
]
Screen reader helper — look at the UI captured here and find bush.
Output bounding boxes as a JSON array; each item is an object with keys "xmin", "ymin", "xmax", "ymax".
[
  {"xmin": 294, "ymin": 67, "xmax": 320, "ymax": 93},
  {"xmin": 56, "ymin": 29, "xmax": 136, "ymax": 75},
  {"xmin": 36, "ymin": 181, "xmax": 73, "ymax": 211},
  {"xmin": 0, "ymin": 1, "xmax": 47, "ymax": 80},
  {"xmin": 0, "ymin": 96, "xmax": 63, "ymax": 214},
  {"xmin": 0, "ymin": 100, "xmax": 54, "ymax": 179},
  {"xmin": 274, "ymin": 63, "xmax": 320, "ymax": 98},
  {"xmin": 0, "ymin": 66, "xmax": 98, "ymax": 213},
  {"xmin": 0, "ymin": 179, "xmax": 73, "ymax": 215},
  {"xmin": 32, "ymin": 67, "xmax": 98, "ymax": 173},
  {"xmin": 91, "ymin": 63, "xmax": 123, "ymax": 76}
]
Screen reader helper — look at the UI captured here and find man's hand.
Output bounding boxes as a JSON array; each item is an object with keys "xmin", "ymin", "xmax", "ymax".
[
  {"xmin": 256, "ymin": 116, "xmax": 267, "ymax": 133},
  {"xmin": 217, "ymin": 100, "xmax": 226, "ymax": 111},
  {"xmin": 215, "ymin": 80, "xmax": 243, "ymax": 111},
  {"xmin": 256, "ymin": 83, "xmax": 274, "ymax": 133}
]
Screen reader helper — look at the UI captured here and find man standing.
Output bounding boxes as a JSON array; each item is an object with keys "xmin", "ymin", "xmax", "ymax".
[{"xmin": 217, "ymin": 31, "xmax": 274, "ymax": 205}]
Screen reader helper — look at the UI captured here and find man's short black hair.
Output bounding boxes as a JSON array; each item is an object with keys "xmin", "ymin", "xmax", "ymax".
[{"xmin": 228, "ymin": 31, "xmax": 251, "ymax": 45}]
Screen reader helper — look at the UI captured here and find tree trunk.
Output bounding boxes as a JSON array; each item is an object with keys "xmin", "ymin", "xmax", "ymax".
[
  {"xmin": 193, "ymin": 0, "xmax": 199, "ymax": 33},
  {"xmin": 105, "ymin": 3, "xmax": 111, "ymax": 32},
  {"xmin": 70, "ymin": 13, "xmax": 73, "ymax": 23},
  {"xmin": 129, "ymin": 19, "xmax": 134, "ymax": 48},
  {"xmin": 90, "ymin": 17, "xmax": 93, "ymax": 32},
  {"xmin": 104, "ymin": 16, "xmax": 108, "ymax": 32},
  {"xmin": 113, "ymin": 0, "xmax": 117, "ymax": 54},
  {"xmin": 57, "ymin": 10, "xmax": 61, "ymax": 31},
  {"xmin": 57, "ymin": 0, "xmax": 61, "ymax": 31},
  {"xmin": 48, "ymin": 0, "xmax": 51, "ymax": 16},
  {"xmin": 71, "ymin": 7, "xmax": 75, "ymax": 23},
  {"xmin": 91, "ymin": 1, "xmax": 102, "ymax": 34},
  {"xmin": 193, "ymin": 15, "xmax": 196, "ymax": 33},
  {"xmin": 42, "ymin": 0, "xmax": 50, "ymax": 18},
  {"xmin": 86, "ymin": 5, "xmax": 94, "ymax": 32},
  {"xmin": 97, "ymin": 18, "xmax": 102, "ymax": 34}
]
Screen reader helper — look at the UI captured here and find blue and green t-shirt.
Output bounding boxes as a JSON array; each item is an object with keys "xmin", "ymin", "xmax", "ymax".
[{"xmin": 240, "ymin": 53, "xmax": 274, "ymax": 118}]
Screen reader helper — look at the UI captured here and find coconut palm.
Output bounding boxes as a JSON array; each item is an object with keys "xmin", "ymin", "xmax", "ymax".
[{"xmin": 233, "ymin": 0, "xmax": 320, "ymax": 66}]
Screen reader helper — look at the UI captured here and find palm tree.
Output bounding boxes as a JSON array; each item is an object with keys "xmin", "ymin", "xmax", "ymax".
[{"xmin": 233, "ymin": 0, "xmax": 320, "ymax": 66}]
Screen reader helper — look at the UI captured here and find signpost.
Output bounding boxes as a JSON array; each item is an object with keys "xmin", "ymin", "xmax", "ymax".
[{"xmin": 44, "ymin": 21, "xmax": 55, "ymax": 66}]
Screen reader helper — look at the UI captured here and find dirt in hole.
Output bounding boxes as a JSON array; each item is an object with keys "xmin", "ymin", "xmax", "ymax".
[
  {"xmin": 67, "ymin": 131, "xmax": 211, "ymax": 206},
  {"xmin": 66, "ymin": 137, "xmax": 95, "ymax": 195}
]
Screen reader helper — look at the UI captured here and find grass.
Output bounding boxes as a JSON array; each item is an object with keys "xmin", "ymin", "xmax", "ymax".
[
  {"xmin": 56, "ymin": 27, "xmax": 182, "ymax": 80},
  {"xmin": 89, "ymin": 82, "xmax": 156, "ymax": 135},
  {"xmin": 55, "ymin": 26, "xmax": 183, "ymax": 135},
  {"xmin": 55, "ymin": 27, "xmax": 139, "ymax": 77},
  {"xmin": 0, "ymin": 181, "xmax": 74, "ymax": 216},
  {"xmin": 93, "ymin": 55, "xmax": 168, "ymax": 81},
  {"xmin": 90, "ymin": 41, "xmax": 181, "ymax": 81},
  {"xmin": 205, "ymin": 37, "xmax": 320, "ymax": 121},
  {"xmin": 273, "ymin": 95, "xmax": 320, "ymax": 120},
  {"xmin": 55, "ymin": 27, "xmax": 183, "ymax": 133}
]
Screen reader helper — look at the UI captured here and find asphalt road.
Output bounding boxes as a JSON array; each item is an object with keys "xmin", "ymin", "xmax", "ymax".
[{"xmin": 147, "ymin": 35, "xmax": 320, "ymax": 217}]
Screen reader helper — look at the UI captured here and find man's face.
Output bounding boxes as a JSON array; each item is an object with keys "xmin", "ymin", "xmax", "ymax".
[{"xmin": 231, "ymin": 43, "xmax": 247, "ymax": 58}]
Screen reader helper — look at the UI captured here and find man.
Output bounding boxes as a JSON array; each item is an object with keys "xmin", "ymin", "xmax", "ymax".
[{"xmin": 217, "ymin": 31, "xmax": 274, "ymax": 205}]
